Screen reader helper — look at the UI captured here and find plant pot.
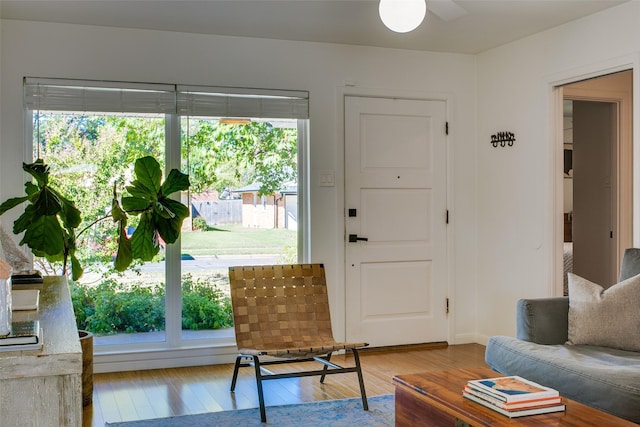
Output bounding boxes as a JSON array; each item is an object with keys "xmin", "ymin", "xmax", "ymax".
[{"xmin": 79, "ymin": 330, "xmax": 93, "ymax": 406}]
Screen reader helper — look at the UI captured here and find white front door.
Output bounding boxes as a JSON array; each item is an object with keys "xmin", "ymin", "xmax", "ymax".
[{"xmin": 345, "ymin": 96, "xmax": 448, "ymax": 347}]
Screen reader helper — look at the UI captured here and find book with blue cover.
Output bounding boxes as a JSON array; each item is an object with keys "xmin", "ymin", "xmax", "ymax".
[{"xmin": 466, "ymin": 375, "xmax": 559, "ymax": 403}]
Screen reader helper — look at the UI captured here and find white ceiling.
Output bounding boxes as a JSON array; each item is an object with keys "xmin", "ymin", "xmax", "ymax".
[{"xmin": 0, "ymin": 0, "xmax": 629, "ymax": 54}]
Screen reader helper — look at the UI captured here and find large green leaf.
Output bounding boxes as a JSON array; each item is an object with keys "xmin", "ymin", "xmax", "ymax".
[
  {"xmin": 36, "ymin": 249, "xmax": 64, "ymax": 263},
  {"xmin": 155, "ymin": 217, "xmax": 181, "ymax": 245},
  {"xmin": 126, "ymin": 180, "xmax": 156, "ymax": 200},
  {"xmin": 70, "ymin": 252, "xmax": 83, "ymax": 281},
  {"xmin": 160, "ymin": 169, "xmax": 190, "ymax": 197},
  {"xmin": 23, "ymin": 160, "xmax": 49, "ymax": 187},
  {"xmin": 12, "ymin": 205, "xmax": 37, "ymax": 234},
  {"xmin": 132, "ymin": 156, "xmax": 162, "ymax": 195},
  {"xmin": 111, "ymin": 196, "xmax": 132, "ymax": 271},
  {"xmin": 0, "ymin": 196, "xmax": 29, "ymax": 215},
  {"xmin": 155, "ymin": 199, "xmax": 189, "ymax": 244},
  {"xmin": 21, "ymin": 215, "xmax": 64, "ymax": 256},
  {"xmin": 114, "ymin": 221, "xmax": 133, "ymax": 271},
  {"xmin": 153, "ymin": 200, "xmax": 177, "ymax": 219},
  {"xmin": 24, "ymin": 182, "xmax": 39, "ymax": 197},
  {"xmin": 57, "ymin": 193, "xmax": 82, "ymax": 229},
  {"xmin": 33, "ymin": 186, "xmax": 63, "ymax": 216},
  {"xmin": 130, "ymin": 212, "xmax": 160, "ymax": 261},
  {"xmin": 121, "ymin": 196, "xmax": 152, "ymax": 212},
  {"xmin": 110, "ymin": 198, "xmax": 128, "ymax": 222}
]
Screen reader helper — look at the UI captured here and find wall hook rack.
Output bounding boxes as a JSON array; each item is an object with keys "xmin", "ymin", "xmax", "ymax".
[{"xmin": 491, "ymin": 131, "xmax": 516, "ymax": 148}]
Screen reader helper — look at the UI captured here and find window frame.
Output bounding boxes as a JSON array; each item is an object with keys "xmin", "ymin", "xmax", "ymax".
[{"xmin": 23, "ymin": 78, "xmax": 310, "ymax": 371}]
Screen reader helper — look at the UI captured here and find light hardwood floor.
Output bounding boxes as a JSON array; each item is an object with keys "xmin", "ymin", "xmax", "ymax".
[{"xmin": 83, "ymin": 343, "xmax": 488, "ymax": 426}]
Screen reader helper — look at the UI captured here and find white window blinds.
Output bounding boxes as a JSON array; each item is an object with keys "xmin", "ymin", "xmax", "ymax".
[
  {"xmin": 24, "ymin": 78, "xmax": 176, "ymax": 114},
  {"xmin": 24, "ymin": 78, "xmax": 309, "ymax": 119},
  {"xmin": 176, "ymin": 85, "xmax": 309, "ymax": 119}
]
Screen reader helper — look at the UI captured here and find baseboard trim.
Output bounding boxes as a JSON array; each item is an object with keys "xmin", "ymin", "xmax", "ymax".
[{"xmin": 359, "ymin": 341, "xmax": 448, "ymax": 354}]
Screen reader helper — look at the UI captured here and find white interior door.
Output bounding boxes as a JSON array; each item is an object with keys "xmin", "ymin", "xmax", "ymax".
[{"xmin": 344, "ymin": 96, "xmax": 448, "ymax": 347}]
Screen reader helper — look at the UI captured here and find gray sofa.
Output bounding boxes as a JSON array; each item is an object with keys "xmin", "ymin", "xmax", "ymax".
[{"xmin": 485, "ymin": 296, "xmax": 640, "ymax": 423}]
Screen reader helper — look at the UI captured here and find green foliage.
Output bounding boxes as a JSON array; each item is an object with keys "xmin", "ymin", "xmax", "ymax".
[
  {"xmin": 72, "ymin": 279, "xmax": 165, "ymax": 334},
  {"xmin": 70, "ymin": 275, "xmax": 233, "ymax": 335},
  {"xmin": 69, "ymin": 280, "xmax": 93, "ymax": 329},
  {"xmin": 279, "ymin": 244, "xmax": 298, "ymax": 264},
  {"xmin": 181, "ymin": 274, "xmax": 233, "ymax": 330},
  {"xmin": 185, "ymin": 120, "xmax": 297, "ymax": 195},
  {"xmin": 192, "ymin": 217, "xmax": 208, "ymax": 231},
  {"xmin": 0, "ymin": 160, "xmax": 84, "ymax": 278}
]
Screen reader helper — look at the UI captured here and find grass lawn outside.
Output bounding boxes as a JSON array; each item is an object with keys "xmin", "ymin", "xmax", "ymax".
[{"xmin": 180, "ymin": 224, "xmax": 297, "ymax": 256}]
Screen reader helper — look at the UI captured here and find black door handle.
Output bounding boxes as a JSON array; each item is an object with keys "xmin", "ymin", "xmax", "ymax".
[{"xmin": 349, "ymin": 234, "xmax": 369, "ymax": 243}]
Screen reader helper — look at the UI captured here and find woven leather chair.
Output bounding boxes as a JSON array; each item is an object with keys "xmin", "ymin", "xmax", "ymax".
[{"xmin": 228, "ymin": 263, "xmax": 369, "ymax": 422}]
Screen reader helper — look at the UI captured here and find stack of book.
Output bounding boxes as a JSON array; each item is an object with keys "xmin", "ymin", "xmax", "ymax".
[
  {"xmin": 0, "ymin": 320, "xmax": 42, "ymax": 352},
  {"xmin": 463, "ymin": 375, "xmax": 565, "ymax": 418}
]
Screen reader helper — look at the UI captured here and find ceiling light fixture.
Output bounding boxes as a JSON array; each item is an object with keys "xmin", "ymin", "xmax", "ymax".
[{"xmin": 379, "ymin": 0, "xmax": 427, "ymax": 33}]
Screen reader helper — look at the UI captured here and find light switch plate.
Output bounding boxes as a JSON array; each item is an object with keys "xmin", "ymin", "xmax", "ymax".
[{"xmin": 319, "ymin": 170, "xmax": 335, "ymax": 187}]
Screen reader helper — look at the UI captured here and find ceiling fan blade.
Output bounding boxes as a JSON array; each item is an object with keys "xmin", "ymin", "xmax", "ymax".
[{"xmin": 427, "ymin": 0, "xmax": 468, "ymax": 22}]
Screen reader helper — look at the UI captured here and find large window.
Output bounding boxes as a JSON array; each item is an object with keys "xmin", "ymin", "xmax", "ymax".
[
  {"xmin": 24, "ymin": 78, "xmax": 309, "ymax": 357},
  {"xmin": 180, "ymin": 116, "xmax": 299, "ymax": 341}
]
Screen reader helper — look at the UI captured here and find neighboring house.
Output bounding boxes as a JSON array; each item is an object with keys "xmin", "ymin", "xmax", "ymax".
[{"xmin": 232, "ymin": 182, "xmax": 297, "ymax": 230}]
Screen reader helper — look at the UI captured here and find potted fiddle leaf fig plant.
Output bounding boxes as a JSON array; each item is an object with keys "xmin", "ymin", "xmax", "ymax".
[
  {"xmin": 0, "ymin": 156, "xmax": 190, "ymax": 280},
  {"xmin": 0, "ymin": 159, "xmax": 83, "ymax": 278}
]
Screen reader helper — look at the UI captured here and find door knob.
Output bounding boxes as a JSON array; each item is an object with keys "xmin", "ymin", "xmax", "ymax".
[{"xmin": 348, "ymin": 234, "xmax": 369, "ymax": 243}]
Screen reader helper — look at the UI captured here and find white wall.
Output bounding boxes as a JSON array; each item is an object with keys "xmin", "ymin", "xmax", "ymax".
[
  {"xmin": 475, "ymin": 1, "xmax": 640, "ymax": 341},
  {"xmin": 0, "ymin": 20, "xmax": 479, "ymax": 349},
  {"xmin": 4, "ymin": 2, "xmax": 640, "ymax": 358}
]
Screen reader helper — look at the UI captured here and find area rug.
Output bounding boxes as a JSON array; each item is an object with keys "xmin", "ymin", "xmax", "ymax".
[{"xmin": 105, "ymin": 394, "xmax": 394, "ymax": 426}]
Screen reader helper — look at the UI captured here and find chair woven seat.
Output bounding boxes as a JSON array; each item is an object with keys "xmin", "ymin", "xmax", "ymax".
[
  {"xmin": 238, "ymin": 340, "xmax": 367, "ymax": 358},
  {"xmin": 228, "ymin": 263, "xmax": 369, "ymax": 422}
]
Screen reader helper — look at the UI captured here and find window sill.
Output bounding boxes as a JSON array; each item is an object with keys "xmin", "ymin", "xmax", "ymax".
[{"xmin": 93, "ymin": 329, "xmax": 238, "ymax": 373}]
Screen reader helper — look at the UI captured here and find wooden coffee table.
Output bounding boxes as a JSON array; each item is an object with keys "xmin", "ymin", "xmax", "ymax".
[{"xmin": 393, "ymin": 367, "xmax": 637, "ymax": 426}]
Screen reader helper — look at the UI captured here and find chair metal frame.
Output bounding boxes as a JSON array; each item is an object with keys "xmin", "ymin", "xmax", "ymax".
[{"xmin": 228, "ymin": 263, "xmax": 369, "ymax": 423}]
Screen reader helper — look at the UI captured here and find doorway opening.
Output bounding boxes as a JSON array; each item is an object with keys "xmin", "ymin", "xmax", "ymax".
[{"xmin": 559, "ymin": 70, "xmax": 633, "ymax": 292}]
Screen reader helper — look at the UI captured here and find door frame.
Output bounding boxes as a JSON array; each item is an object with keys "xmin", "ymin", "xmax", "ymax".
[
  {"xmin": 550, "ymin": 57, "xmax": 639, "ymax": 295},
  {"xmin": 335, "ymin": 86, "xmax": 454, "ymax": 344}
]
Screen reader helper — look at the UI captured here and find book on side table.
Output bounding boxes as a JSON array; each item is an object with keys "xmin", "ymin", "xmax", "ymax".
[
  {"xmin": 463, "ymin": 375, "xmax": 565, "ymax": 418},
  {"xmin": 0, "ymin": 320, "xmax": 42, "ymax": 352}
]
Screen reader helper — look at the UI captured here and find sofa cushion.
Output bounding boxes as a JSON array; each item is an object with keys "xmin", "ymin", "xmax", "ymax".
[
  {"xmin": 516, "ymin": 297, "xmax": 568, "ymax": 344},
  {"xmin": 567, "ymin": 273, "xmax": 640, "ymax": 352},
  {"xmin": 619, "ymin": 247, "xmax": 640, "ymax": 282},
  {"xmin": 485, "ymin": 336, "xmax": 640, "ymax": 423}
]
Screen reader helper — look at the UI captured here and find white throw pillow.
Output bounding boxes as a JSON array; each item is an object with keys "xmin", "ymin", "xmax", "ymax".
[{"xmin": 567, "ymin": 272, "xmax": 640, "ymax": 352}]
